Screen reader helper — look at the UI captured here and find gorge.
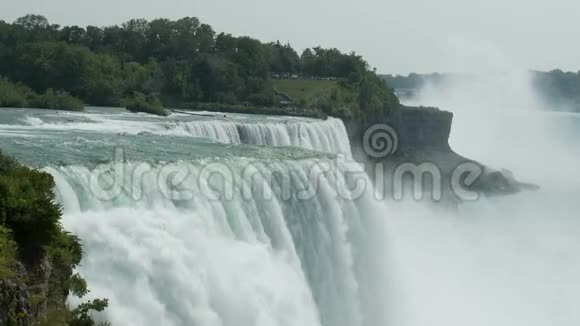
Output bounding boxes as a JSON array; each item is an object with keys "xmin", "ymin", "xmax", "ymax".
[
  {"xmin": 0, "ymin": 95, "xmax": 549, "ymax": 325},
  {"xmin": 0, "ymin": 13, "xmax": 576, "ymax": 326}
]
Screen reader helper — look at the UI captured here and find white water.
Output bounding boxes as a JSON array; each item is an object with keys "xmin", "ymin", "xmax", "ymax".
[
  {"xmin": 172, "ymin": 118, "xmax": 351, "ymax": 155},
  {"xmin": 5, "ymin": 109, "xmax": 351, "ymax": 155},
  {"xmin": 48, "ymin": 158, "xmax": 387, "ymax": 326},
  {"xmin": 3, "ymin": 84, "xmax": 578, "ymax": 325},
  {"xmin": 0, "ymin": 108, "xmax": 373, "ymax": 325},
  {"xmin": 386, "ymin": 71, "xmax": 580, "ymax": 326}
]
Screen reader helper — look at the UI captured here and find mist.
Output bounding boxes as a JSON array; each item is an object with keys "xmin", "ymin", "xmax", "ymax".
[{"xmin": 381, "ymin": 69, "xmax": 580, "ymax": 325}]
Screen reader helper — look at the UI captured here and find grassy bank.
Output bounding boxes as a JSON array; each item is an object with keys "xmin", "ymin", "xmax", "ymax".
[{"xmin": 271, "ymin": 79, "xmax": 339, "ymax": 104}]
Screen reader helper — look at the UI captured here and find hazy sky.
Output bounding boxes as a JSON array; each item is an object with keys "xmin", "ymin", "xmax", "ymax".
[{"xmin": 3, "ymin": 0, "xmax": 579, "ymax": 74}]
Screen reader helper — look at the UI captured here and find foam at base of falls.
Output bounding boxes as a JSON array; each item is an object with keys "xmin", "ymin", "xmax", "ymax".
[{"xmin": 46, "ymin": 158, "xmax": 386, "ymax": 326}]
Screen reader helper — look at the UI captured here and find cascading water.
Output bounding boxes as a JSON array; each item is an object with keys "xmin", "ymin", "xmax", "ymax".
[
  {"xmin": 0, "ymin": 107, "xmax": 386, "ymax": 326},
  {"xmin": 2, "ymin": 88, "xmax": 578, "ymax": 326},
  {"xmin": 1, "ymin": 108, "xmax": 351, "ymax": 155},
  {"xmin": 45, "ymin": 158, "xmax": 385, "ymax": 326},
  {"xmin": 172, "ymin": 117, "xmax": 351, "ymax": 155}
]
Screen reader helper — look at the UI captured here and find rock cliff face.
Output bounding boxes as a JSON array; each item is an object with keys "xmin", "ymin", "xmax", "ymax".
[
  {"xmin": 344, "ymin": 106, "xmax": 455, "ymax": 161},
  {"xmin": 0, "ymin": 257, "xmax": 53, "ymax": 326},
  {"xmin": 0, "ymin": 279, "xmax": 30, "ymax": 326},
  {"xmin": 344, "ymin": 107, "xmax": 536, "ymax": 203},
  {"xmin": 386, "ymin": 107, "xmax": 453, "ymax": 151}
]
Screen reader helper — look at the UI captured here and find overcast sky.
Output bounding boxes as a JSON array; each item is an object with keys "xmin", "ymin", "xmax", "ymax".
[{"xmin": 3, "ymin": 0, "xmax": 579, "ymax": 74}]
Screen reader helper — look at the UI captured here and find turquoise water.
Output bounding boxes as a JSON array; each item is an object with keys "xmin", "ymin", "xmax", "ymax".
[
  {"xmin": 0, "ymin": 107, "xmax": 385, "ymax": 326},
  {"xmin": 0, "ymin": 107, "xmax": 345, "ymax": 167},
  {"xmin": 1, "ymin": 103, "xmax": 580, "ymax": 326}
]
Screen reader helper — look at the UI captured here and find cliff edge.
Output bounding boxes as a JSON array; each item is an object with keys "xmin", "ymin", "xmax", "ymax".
[{"xmin": 344, "ymin": 106, "xmax": 537, "ymax": 203}]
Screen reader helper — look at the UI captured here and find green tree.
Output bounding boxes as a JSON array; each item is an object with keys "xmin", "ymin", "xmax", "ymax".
[{"xmin": 14, "ymin": 14, "xmax": 50, "ymax": 31}]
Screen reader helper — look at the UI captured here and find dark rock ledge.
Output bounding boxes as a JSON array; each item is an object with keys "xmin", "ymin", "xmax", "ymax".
[{"xmin": 344, "ymin": 106, "xmax": 538, "ymax": 202}]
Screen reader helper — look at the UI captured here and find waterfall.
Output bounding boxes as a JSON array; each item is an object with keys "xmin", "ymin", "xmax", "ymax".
[
  {"xmin": 0, "ymin": 108, "xmax": 391, "ymax": 326},
  {"xmin": 46, "ymin": 156, "xmax": 387, "ymax": 326},
  {"xmin": 13, "ymin": 111, "xmax": 352, "ymax": 156},
  {"xmin": 172, "ymin": 117, "xmax": 352, "ymax": 155}
]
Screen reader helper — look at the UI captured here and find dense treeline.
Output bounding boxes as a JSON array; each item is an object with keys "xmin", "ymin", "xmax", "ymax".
[
  {"xmin": 382, "ymin": 73, "xmax": 445, "ymax": 90},
  {"xmin": 0, "ymin": 78, "xmax": 83, "ymax": 110},
  {"xmin": 0, "ymin": 14, "xmax": 399, "ymax": 117},
  {"xmin": 531, "ymin": 70, "xmax": 580, "ymax": 111},
  {"xmin": 383, "ymin": 71, "xmax": 580, "ymax": 112}
]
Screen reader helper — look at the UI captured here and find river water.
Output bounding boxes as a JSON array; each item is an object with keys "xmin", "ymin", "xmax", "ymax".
[{"xmin": 0, "ymin": 97, "xmax": 578, "ymax": 326}]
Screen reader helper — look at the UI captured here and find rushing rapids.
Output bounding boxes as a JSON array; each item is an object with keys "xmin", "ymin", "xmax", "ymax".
[
  {"xmin": 45, "ymin": 159, "xmax": 386, "ymax": 326},
  {"xmin": 0, "ymin": 107, "xmax": 387, "ymax": 326},
  {"xmin": 171, "ymin": 117, "xmax": 351, "ymax": 155},
  {"xmin": 0, "ymin": 108, "xmax": 351, "ymax": 155},
  {"xmin": 2, "ymin": 97, "xmax": 580, "ymax": 326}
]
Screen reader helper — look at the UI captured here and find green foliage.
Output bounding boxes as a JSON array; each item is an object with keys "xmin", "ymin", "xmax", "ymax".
[
  {"xmin": 68, "ymin": 298, "xmax": 109, "ymax": 326},
  {"xmin": 272, "ymin": 73, "xmax": 399, "ymax": 119},
  {"xmin": 0, "ymin": 78, "xmax": 32, "ymax": 108},
  {"xmin": 37, "ymin": 89, "xmax": 84, "ymax": 111},
  {"xmin": 247, "ymin": 88, "xmax": 276, "ymax": 106},
  {"xmin": 14, "ymin": 14, "xmax": 50, "ymax": 31},
  {"xmin": 272, "ymin": 79, "xmax": 339, "ymax": 103},
  {"xmin": 69, "ymin": 273, "xmax": 88, "ymax": 298},
  {"xmin": 182, "ymin": 102, "xmax": 326, "ymax": 118},
  {"xmin": 40, "ymin": 300, "xmax": 110, "ymax": 326},
  {"xmin": 0, "ymin": 226, "xmax": 17, "ymax": 279},
  {"xmin": 301, "ymin": 47, "xmax": 367, "ymax": 78},
  {"xmin": 123, "ymin": 60, "xmax": 164, "ymax": 98},
  {"xmin": 0, "ymin": 153, "xmax": 61, "ymax": 264},
  {"xmin": 0, "ymin": 78, "xmax": 84, "ymax": 111},
  {"xmin": 357, "ymin": 71, "xmax": 399, "ymax": 118},
  {"xmin": 265, "ymin": 41, "xmax": 300, "ymax": 73},
  {"xmin": 7, "ymin": 42, "xmax": 121, "ymax": 106},
  {"xmin": 45, "ymin": 232, "xmax": 83, "ymax": 304},
  {"xmin": 0, "ymin": 14, "xmax": 400, "ymax": 119},
  {"xmin": 124, "ymin": 92, "xmax": 167, "ymax": 116},
  {"xmin": 0, "ymin": 152, "xmax": 108, "ymax": 325},
  {"xmin": 42, "ymin": 231, "xmax": 109, "ymax": 325}
]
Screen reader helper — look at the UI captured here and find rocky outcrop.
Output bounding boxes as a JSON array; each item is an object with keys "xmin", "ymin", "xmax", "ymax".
[
  {"xmin": 388, "ymin": 106, "xmax": 453, "ymax": 151},
  {"xmin": 0, "ymin": 255, "xmax": 54, "ymax": 326},
  {"xmin": 0, "ymin": 279, "xmax": 31, "ymax": 326},
  {"xmin": 344, "ymin": 106, "xmax": 453, "ymax": 154},
  {"xmin": 0, "ymin": 264, "xmax": 31, "ymax": 326},
  {"xmin": 344, "ymin": 106, "xmax": 537, "ymax": 202}
]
